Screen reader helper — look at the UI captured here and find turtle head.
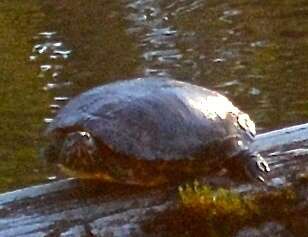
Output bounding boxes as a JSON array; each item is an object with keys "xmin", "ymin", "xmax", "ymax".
[{"xmin": 58, "ymin": 131, "xmax": 100, "ymax": 172}]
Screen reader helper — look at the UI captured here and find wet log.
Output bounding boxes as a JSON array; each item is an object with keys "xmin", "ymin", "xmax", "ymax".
[{"xmin": 0, "ymin": 123, "xmax": 307, "ymax": 237}]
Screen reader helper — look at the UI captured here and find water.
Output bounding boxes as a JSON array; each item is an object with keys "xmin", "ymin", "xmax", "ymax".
[{"xmin": 0, "ymin": 0, "xmax": 307, "ymax": 192}]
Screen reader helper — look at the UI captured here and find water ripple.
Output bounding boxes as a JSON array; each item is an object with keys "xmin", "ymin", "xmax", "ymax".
[
  {"xmin": 30, "ymin": 31, "xmax": 73, "ymax": 123},
  {"xmin": 123, "ymin": 0, "xmax": 208, "ymax": 79}
]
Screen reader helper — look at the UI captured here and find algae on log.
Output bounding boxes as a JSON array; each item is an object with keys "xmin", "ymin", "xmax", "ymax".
[{"xmin": 0, "ymin": 123, "xmax": 307, "ymax": 237}]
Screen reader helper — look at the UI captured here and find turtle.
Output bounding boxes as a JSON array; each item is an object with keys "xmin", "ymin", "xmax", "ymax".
[{"xmin": 44, "ymin": 77, "xmax": 270, "ymax": 186}]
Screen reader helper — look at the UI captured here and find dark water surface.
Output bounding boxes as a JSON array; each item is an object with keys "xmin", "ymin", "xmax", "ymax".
[{"xmin": 0, "ymin": 0, "xmax": 307, "ymax": 191}]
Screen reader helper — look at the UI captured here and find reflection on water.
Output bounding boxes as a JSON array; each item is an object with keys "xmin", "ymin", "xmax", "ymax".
[
  {"xmin": 123, "ymin": 0, "xmax": 208, "ymax": 80},
  {"xmin": 124, "ymin": 0, "xmax": 182, "ymax": 77},
  {"xmin": 0, "ymin": 0, "xmax": 307, "ymax": 191},
  {"xmin": 31, "ymin": 31, "xmax": 72, "ymax": 123}
]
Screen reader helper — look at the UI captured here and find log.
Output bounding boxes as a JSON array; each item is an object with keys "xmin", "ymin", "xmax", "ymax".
[{"xmin": 0, "ymin": 123, "xmax": 307, "ymax": 237}]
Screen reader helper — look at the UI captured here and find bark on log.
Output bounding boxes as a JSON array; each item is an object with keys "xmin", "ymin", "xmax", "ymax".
[{"xmin": 0, "ymin": 123, "xmax": 307, "ymax": 237}]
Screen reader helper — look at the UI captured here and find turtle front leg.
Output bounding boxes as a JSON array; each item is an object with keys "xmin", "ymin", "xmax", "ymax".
[{"xmin": 240, "ymin": 151, "xmax": 270, "ymax": 183}]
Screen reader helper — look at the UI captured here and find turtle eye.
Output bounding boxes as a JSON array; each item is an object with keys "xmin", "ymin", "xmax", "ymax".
[{"xmin": 79, "ymin": 131, "xmax": 91, "ymax": 140}]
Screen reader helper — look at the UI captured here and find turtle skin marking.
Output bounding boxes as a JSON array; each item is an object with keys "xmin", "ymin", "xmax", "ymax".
[{"xmin": 45, "ymin": 77, "xmax": 270, "ymax": 186}]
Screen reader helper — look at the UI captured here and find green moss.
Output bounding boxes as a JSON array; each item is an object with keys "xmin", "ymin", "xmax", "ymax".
[
  {"xmin": 179, "ymin": 182, "xmax": 257, "ymax": 223},
  {"xmin": 145, "ymin": 178, "xmax": 307, "ymax": 237},
  {"xmin": 174, "ymin": 182, "xmax": 258, "ymax": 236},
  {"xmin": 144, "ymin": 182, "xmax": 257, "ymax": 236}
]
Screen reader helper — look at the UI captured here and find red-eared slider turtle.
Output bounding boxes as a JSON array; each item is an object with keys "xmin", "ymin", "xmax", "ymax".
[{"xmin": 44, "ymin": 78, "xmax": 270, "ymax": 186}]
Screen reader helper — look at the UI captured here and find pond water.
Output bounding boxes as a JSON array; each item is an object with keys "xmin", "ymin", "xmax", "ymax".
[{"xmin": 0, "ymin": 0, "xmax": 307, "ymax": 192}]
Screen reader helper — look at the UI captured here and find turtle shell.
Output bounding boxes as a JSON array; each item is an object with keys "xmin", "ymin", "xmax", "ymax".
[{"xmin": 46, "ymin": 78, "xmax": 256, "ymax": 164}]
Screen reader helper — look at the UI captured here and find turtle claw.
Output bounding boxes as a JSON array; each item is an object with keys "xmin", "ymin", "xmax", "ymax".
[
  {"xmin": 257, "ymin": 157, "xmax": 270, "ymax": 173},
  {"xmin": 257, "ymin": 175, "xmax": 265, "ymax": 183},
  {"xmin": 245, "ymin": 153, "xmax": 270, "ymax": 183}
]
